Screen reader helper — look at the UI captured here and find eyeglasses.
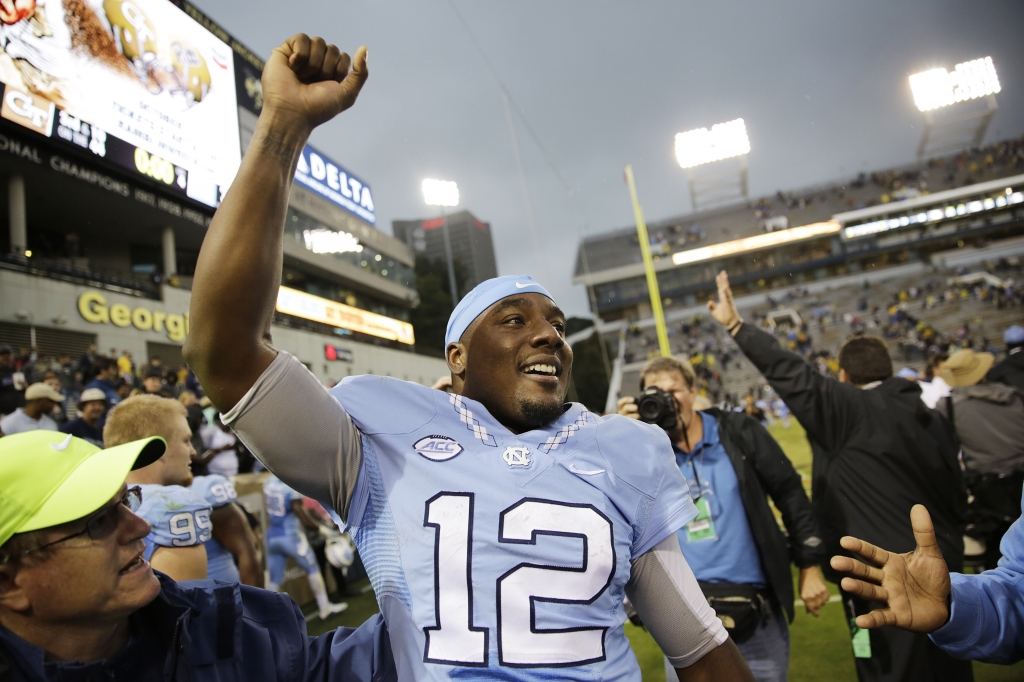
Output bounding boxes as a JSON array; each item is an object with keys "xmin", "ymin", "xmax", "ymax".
[{"xmin": 1, "ymin": 486, "xmax": 143, "ymax": 562}]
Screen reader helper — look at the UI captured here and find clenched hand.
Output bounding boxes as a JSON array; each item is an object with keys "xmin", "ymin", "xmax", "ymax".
[{"xmin": 262, "ymin": 34, "xmax": 368, "ymax": 136}]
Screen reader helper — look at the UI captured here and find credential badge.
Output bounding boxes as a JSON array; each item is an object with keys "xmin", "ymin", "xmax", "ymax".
[
  {"xmin": 502, "ymin": 446, "xmax": 531, "ymax": 468},
  {"xmin": 414, "ymin": 435, "xmax": 464, "ymax": 462}
]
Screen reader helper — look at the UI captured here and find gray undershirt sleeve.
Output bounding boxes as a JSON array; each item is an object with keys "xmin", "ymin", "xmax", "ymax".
[
  {"xmin": 221, "ymin": 351, "xmax": 362, "ymax": 522},
  {"xmin": 625, "ymin": 533, "xmax": 728, "ymax": 669}
]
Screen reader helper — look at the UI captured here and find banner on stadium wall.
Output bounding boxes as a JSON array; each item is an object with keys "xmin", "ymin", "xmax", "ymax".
[
  {"xmin": 0, "ymin": 0, "xmax": 241, "ymax": 208},
  {"xmin": 276, "ymin": 287, "xmax": 414, "ymax": 345},
  {"xmin": 294, "ymin": 145, "xmax": 376, "ymax": 225}
]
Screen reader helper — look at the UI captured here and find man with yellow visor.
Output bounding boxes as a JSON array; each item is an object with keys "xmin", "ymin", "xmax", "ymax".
[{"xmin": 0, "ymin": 431, "xmax": 395, "ymax": 681}]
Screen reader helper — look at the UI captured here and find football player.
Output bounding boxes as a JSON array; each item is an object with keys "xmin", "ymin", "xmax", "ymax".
[
  {"xmin": 191, "ymin": 473, "xmax": 263, "ymax": 586},
  {"xmin": 264, "ymin": 475, "xmax": 348, "ymax": 620},
  {"xmin": 105, "ymin": 395, "xmax": 209, "ymax": 581},
  {"xmin": 185, "ymin": 34, "xmax": 754, "ymax": 681}
]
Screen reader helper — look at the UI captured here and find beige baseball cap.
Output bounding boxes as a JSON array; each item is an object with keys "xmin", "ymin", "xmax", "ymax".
[
  {"xmin": 25, "ymin": 383, "xmax": 64, "ymax": 402},
  {"xmin": 78, "ymin": 388, "xmax": 108, "ymax": 404}
]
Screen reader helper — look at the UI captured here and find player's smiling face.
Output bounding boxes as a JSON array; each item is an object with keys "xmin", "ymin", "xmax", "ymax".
[{"xmin": 448, "ymin": 293, "xmax": 572, "ymax": 434}]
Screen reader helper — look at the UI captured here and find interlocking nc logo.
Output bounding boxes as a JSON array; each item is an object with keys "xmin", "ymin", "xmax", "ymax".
[{"xmin": 502, "ymin": 446, "xmax": 531, "ymax": 467}]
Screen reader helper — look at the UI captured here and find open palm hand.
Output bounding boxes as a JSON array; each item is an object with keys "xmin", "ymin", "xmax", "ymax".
[{"xmin": 831, "ymin": 505, "xmax": 951, "ymax": 633}]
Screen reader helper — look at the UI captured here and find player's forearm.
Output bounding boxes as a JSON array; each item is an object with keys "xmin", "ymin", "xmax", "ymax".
[
  {"xmin": 236, "ymin": 546, "xmax": 265, "ymax": 587},
  {"xmin": 675, "ymin": 640, "xmax": 754, "ymax": 682},
  {"xmin": 184, "ymin": 113, "xmax": 310, "ymax": 410}
]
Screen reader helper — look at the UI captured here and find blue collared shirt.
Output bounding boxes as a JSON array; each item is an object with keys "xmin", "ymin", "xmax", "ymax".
[
  {"xmin": 673, "ymin": 412, "xmax": 768, "ymax": 588},
  {"xmin": 0, "ymin": 573, "xmax": 395, "ymax": 681},
  {"xmin": 930, "ymin": 490, "xmax": 1024, "ymax": 664}
]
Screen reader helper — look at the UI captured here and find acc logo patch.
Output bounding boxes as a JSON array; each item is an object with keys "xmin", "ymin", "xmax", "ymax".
[{"xmin": 414, "ymin": 435, "xmax": 464, "ymax": 462}]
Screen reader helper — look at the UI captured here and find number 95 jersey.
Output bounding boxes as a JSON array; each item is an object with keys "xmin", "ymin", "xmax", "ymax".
[
  {"xmin": 136, "ymin": 484, "xmax": 212, "ymax": 561},
  {"xmin": 333, "ymin": 376, "xmax": 696, "ymax": 681}
]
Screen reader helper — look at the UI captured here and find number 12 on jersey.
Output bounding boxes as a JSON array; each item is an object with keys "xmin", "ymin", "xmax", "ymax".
[{"xmin": 423, "ymin": 492, "xmax": 615, "ymax": 668}]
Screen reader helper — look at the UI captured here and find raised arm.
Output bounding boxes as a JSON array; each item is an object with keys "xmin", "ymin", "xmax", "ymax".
[
  {"xmin": 707, "ymin": 271, "xmax": 855, "ymax": 453},
  {"xmin": 183, "ymin": 35, "xmax": 368, "ymax": 411}
]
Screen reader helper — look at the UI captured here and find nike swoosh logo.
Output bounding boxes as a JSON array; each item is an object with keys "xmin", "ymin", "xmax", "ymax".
[
  {"xmin": 568, "ymin": 463, "xmax": 605, "ymax": 476},
  {"xmin": 515, "ymin": 281, "xmax": 531, "ymax": 288},
  {"xmin": 50, "ymin": 434, "xmax": 73, "ymax": 451}
]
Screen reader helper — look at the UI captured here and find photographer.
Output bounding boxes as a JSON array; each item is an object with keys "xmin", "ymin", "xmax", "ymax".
[{"xmin": 618, "ymin": 356, "xmax": 827, "ymax": 682}]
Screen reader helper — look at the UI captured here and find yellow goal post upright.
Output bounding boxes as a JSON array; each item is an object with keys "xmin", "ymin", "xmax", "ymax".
[{"xmin": 623, "ymin": 164, "xmax": 670, "ymax": 357}]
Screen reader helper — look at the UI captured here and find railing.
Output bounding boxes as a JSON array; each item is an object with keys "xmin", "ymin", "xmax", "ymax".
[{"xmin": 0, "ymin": 254, "xmax": 160, "ymax": 299}]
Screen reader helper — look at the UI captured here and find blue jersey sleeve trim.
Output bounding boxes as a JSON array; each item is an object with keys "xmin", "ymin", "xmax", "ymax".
[
  {"xmin": 345, "ymin": 434, "xmax": 372, "ymax": 527},
  {"xmin": 631, "ymin": 494, "xmax": 698, "ymax": 559}
]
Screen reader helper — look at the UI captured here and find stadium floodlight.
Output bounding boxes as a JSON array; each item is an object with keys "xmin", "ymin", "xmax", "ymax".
[
  {"xmin": 422, "ymin": 178, "xmax": 460, "ymax": 306},
  {"xmin": 674, "ymin": 118, "xmax": 751, "ymax": 169},
  {"xmin": 422, "ymin": 179, "xmax": 460, "ymax": 207},
  {"xmin": 909, "ymin": 57, "xmax": 1001, "ymax": 112}
]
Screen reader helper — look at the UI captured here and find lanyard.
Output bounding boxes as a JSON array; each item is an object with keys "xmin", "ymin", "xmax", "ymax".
[{"xmin": 685, "ymin": 443, "xmax": 707, "ymax": 500}]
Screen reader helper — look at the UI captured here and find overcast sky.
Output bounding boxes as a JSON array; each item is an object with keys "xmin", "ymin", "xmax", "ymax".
[{"xmin": 198, "ymin": 0, "xmax": 1024, "ymax": 317}]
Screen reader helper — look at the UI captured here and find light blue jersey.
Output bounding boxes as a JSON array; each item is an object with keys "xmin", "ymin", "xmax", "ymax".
[
  {"xmin": 136, "ymin": 484, "xmax": 211, "ymax": 562},
  {"xmin": 191, "ymin": 475, "xmax": 240, "ymax": 582},
  {"xmin": 263, "ymin": 475, "xmax": 319, "ymax": 583},
  {"xmin": 264, "ymin": 475, "xmax": 303, "ymax": 538},
  {"xmin": 331, "ymin": 376, "xmax": 696, "ymax": 681}
]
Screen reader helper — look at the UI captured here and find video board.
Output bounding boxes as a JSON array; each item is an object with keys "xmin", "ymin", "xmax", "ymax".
[{"xmin": 0, "ymin": 0, "xmax": 241, "ymax": 207}]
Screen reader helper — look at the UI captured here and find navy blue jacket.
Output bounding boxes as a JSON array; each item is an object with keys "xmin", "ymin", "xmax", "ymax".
[{"xmin": 0, "ymin": 574, "xmax": 395, "ymax": 681}]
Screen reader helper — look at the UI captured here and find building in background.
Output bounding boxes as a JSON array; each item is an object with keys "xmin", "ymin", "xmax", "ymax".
[
  {"xmin": 393, "ymin": 210, "xmax": 498, "ymax": 298},
  {"xmin": 0, "ymin": 0, "xmax": 446, "ymax": 385}
]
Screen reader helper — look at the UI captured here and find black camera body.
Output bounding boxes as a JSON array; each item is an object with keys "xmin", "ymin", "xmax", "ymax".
[{"xmin": 634, "ymin": 386, "xmax": 678, "ymax": 431}]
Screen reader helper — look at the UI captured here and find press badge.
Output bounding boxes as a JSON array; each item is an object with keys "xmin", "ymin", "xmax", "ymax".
[
  {"xmin": 685, "ymin": 497, "xmax": 718, "ymax": 543},
  {"xmin": 850, "ymin": 620, "xmax": 872, "ymax": 658}
]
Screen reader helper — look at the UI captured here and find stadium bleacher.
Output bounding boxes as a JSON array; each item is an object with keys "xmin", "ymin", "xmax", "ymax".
[
  {"xmin": 610, "ymin": 258, "xmax": 1022, "ymax": 407},
  {"xmin": 576, "ymin": 137, "xmax": 1024, "ymax": 280}
]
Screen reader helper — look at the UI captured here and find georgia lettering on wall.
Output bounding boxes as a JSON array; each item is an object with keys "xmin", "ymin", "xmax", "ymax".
[{"xmin": 77, "ymin": 291, "xmax": 189, "ymax": 343}]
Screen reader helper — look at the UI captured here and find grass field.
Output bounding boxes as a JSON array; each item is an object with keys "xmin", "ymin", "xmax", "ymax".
[{"xmin": 309, "ymin": 420, "xmax": 1024, "ymax": 680}]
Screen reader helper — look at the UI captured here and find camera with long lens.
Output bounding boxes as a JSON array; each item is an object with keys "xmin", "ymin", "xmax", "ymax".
[{"xmin": 634, "ymin": 386, "xmax": 679, "ymax": 431}]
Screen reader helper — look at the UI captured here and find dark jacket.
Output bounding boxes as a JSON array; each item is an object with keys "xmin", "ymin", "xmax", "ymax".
[
  {"xmin": 732, "ymin": 324, "xmax": 967, "ymax": 582},
  {"xmin": 701, "ymin": 408, "xmax": 826, "ymax": 622},
  {"xmin": 0, "ymin": 573, "xmax": 395, "ymax": 682},
  {"xmin": 987, "ymin": 350, "xmax": 1024, "ymax": 393}
]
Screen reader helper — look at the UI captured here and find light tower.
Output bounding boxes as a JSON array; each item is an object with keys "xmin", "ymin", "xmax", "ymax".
[
  {"xmin": 674, "ymin": 118, "xmax": 751, "ymax": 212},
  {"xmin": 909, "ymin": 56, "xmax": 1001, "ymax": 159}
]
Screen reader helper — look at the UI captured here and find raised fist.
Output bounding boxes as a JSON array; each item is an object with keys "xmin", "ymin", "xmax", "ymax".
[{"xmin": 262, "ymin": 34, "xmax": 368, "ymax": 135}]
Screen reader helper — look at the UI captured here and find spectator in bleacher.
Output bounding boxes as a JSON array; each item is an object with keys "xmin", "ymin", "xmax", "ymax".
[
  {"xmin": 919, "ymin": 352, "xmax": 951, "ymax": 409},
  {"xmin": 896, "ymin": 367, "xmax": 918, "ymax": 382},
  {"xmin": 117, "ymin": 351, "xmax": 133, "ymax": 381},
  {"xmin": 76, "ymin": 343, "xmax": 98, "ymax": 379},
  {"xmin": 986, "ymin": 325, "xmax": 1024, "ymax": 392},
  {"xmin": 42, "ymin": 372, "xmax": 70, "ymax": 426},
  {"xmin": 0, "ymin": 347, "xmax": 25, "ymax": 418},
  {"xmin": 619, "ymin": 356, "xmax": 828, "ymax": 682},
  {"xmin": 709, "ymin": 270, "xmax": 969, "ymax": 682},
  {"xmin": 83, "ymin": 357, "xmax": 121, "ymax": 421},
  {"xmin": 60, "ymin": 387, "xmax": 107, "ymax": 447},
  {"xmin": 938, "ymin": 349, "xmax": 1023, "ymax": 571},
  {"xmin": 199, "ymin": 416, "xmax": 240, "ymax": 477},
  {"xmin": 141, "ymin": 366, "xmax": 171, "ymax": 398},
  {"xmin": 51, "ymin": 353, "xmax": 77, "ymax": 391},
  {"xmin": 0, "ymin": 384, "xmax": 63, "ymax": 436}
]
